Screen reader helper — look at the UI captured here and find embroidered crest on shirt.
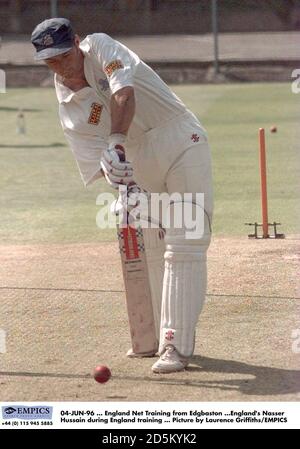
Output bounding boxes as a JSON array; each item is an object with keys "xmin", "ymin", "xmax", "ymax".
[
  {"xmin": 191, "ymin": 133, "xmax": 200, "ymax": 143},
  {"xmin": 88, "ymin": 102, "xmax": 102, "ymax": 125},
  {"xmin": 104, "ymin": 59, "xmax": 124, "ymax": 77},
  {"xmin": 99, "ymin": 78, "xmax": 109, "ymax": 91}
]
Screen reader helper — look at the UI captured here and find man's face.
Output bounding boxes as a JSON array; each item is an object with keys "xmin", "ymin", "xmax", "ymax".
[{"xmin": 44, "ymin": 37, "xmax": 84, "ymax": 79}]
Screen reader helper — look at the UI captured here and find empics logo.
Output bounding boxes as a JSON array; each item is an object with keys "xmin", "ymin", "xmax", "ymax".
[
  {"xmin": 2, "ymin": 405, "xmax": 53, "ymax": 420},
  {"xmin": 4, "ymin": 407, "xmax": 16, "ymax": 415}
]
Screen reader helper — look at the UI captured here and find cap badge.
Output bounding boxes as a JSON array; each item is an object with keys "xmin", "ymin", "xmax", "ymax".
[{"xmin": 43, "ymin": 34, "xmax": 54, "ymax": 46}]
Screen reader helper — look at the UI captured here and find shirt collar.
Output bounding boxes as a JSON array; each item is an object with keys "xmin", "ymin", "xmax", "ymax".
[
  {"xmin": 79, "ymin": 36, "xmax": 91, "ymax": 54},
  {"xmin": 54, "ymin": 74, "xmax": 75, "ymax": 104},
  {"xmin": 54, "ymin": 71, "xmax": 92, "ymax": 104}
]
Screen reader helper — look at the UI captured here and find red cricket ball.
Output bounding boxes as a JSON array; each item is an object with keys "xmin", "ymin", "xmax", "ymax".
[{"xmin": 93, "ymin": 365, "xmax": 111, "ymax": 384}]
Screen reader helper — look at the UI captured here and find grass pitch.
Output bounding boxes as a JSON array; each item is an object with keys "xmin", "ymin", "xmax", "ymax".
[
  {"xmin": 0, "ymin": 83, "xmax": 299, "ymax": 402},
  {"xmin": 0, "ymin": 83, "xmax": 299, "ymax": 244},
  {"xmin": 0, "ymin": 237, "xmax": 299, "ymax": 402}
]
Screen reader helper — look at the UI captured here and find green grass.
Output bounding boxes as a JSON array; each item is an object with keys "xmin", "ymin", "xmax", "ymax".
[
  {"xmin": 175, "ymin": 83, "xmax": 300, "ymax": 236},
  {"xmin": 0, "ymin": 84, "xmax": 299, "ymax": 244}
]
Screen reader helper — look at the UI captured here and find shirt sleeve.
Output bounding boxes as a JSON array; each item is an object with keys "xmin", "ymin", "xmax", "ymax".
[
  {"xmin": 63, "ymin": 127, "xmax": 106, "ymax": 187},
  {"xmin": 89, "ymin": 33, "xmax": 139, "ymax": 94}
]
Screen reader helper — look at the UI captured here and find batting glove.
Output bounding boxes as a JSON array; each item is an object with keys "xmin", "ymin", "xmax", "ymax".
[{"xmin": 100, "ymin": 134, "xmax": 134, "ymax": 189}]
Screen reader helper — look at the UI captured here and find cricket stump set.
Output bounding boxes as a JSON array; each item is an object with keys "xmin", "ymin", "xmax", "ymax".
[{"xmin": 246, "ymin": 128, "xmax": 285, "ymax": 239}]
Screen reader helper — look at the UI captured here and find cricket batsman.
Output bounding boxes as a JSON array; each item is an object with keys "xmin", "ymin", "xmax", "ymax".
[{"xmin": 31, "ymin": 18, "xmax": 213, "ymax": 374}]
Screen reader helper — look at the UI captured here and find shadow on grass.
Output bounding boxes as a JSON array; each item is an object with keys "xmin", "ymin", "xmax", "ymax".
[
  {"xmin": 0, "ymin": 287, "xmax": 298, "ymax": 301},
  {"xmin": 1, "ymin": 356, "xmax": 299, "ymax": 397},
  {"xmin": 0, "ymin": 371, "xmax": 91, "ymax": 379},
  {"xmin": 0, "ymin": 143, "xmax": 66, "ymax": 148},
  {"xmin": 185, "ymin": 355, "xmax": 300, "ymax": 397},
  {"xmin": 0, "ymin": 107, "xmax": 42, "ymax": 112}
]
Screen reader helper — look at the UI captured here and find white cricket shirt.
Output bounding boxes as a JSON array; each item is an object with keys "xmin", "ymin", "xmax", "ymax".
[{"xmin": 55, "ymin": 33, "xmax": 190, "ymax": 186}]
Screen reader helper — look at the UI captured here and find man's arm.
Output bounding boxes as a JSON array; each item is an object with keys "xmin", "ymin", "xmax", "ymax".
[
  {"xmin": 63, "ymin": 127, "xmax": 105, "ymax": 187},
  {"xmin": 100, "ymin": 85, "xmax": 135, "ymax": 188},
  {"xmin": 110, "ymin": 86, "xmax": 135, "ymax": 136}
]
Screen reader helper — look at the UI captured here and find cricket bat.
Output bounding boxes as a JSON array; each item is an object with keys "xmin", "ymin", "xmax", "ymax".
[{"xmin": 117, "ymin": 214, "xmax": 158, "ymax": 355}]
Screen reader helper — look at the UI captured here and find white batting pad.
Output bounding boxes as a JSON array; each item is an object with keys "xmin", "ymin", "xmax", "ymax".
[
  {"xmin": 143, "ymin": 228, "xmax": 165, "ymax": 339},
  {"xmin": 159, "ymin": 225, "xmax": 211, "ymax": 357}
]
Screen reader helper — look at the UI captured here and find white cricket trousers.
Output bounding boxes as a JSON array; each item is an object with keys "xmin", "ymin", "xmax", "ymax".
[{"xmin": 130, "ymin": 111, "xmax": 213, "ymax": 357}]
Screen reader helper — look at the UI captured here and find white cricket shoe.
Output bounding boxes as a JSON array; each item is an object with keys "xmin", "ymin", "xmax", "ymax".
[
  {"xmin": 151, "ymin": 345, "xmax": 189, "ymax": 373},
  {"xmin": 126, "ymin": 348, "xmax": 157, "ymax": 358}
]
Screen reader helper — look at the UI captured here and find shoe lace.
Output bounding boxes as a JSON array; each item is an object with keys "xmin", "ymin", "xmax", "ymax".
[{"xmin": 161, "ymin": 345, "xmax": 178, "ymax": 361}]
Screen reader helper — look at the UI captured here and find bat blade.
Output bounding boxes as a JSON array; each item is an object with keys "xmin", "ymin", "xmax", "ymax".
[{"xmin": 117, "ymin": 221, "xmax": 157, "ymax": 354}]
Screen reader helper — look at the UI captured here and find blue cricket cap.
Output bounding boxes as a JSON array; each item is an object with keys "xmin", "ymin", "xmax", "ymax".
[{"xmin": 31, "ymin": 18, "xmax": 75, "ymax": 60}]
